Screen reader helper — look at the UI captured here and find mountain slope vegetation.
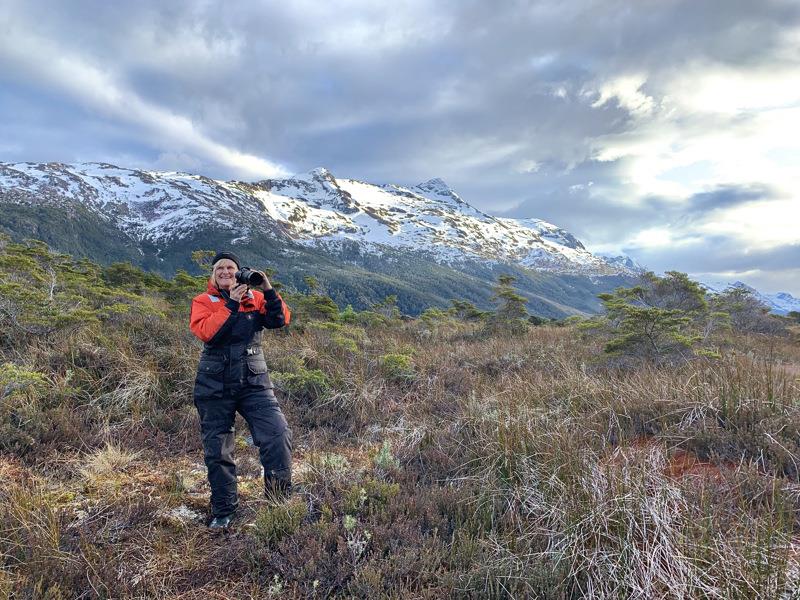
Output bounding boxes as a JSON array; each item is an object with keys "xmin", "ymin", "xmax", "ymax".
[{"xmin": 1, "ymin": 238, "xmax": 798, "ymax": 598}]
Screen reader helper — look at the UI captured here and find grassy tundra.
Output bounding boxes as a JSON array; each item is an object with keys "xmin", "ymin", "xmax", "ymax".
[{"xmin": 0, "ymin": 237, "xmax": 798, "ymax": 599}]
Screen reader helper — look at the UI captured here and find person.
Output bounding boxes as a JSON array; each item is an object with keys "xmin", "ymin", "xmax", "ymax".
[{"xmin": 189, "ymin": 251, "xmax": 292, "ymax": 529}]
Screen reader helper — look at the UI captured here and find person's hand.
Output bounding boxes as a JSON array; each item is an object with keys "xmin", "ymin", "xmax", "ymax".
[
  {"xmin": 229, "ymin": 284, "xmax": 248, "ymax": 302},
  {"xmin": 255, "ymin": 271, "xmax": 272, "ymax": 291}
]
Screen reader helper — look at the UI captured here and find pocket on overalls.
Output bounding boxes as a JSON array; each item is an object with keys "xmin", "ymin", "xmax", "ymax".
[
  {"xmin": 194, "ymin": 360, "xmax": 225, "ymax": 400},
  {"xmin": 245, "ymin": 356, "xmax": 273, "ymax": 389}
]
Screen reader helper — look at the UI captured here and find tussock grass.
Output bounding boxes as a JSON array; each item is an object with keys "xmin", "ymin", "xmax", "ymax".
[
  {"xmin": 1, "ymin": 243, "xmax": 799, "ymax": 596},
  {"xmin": 79, "ymin": 442, "xmax": 139, "ymax": 483}
]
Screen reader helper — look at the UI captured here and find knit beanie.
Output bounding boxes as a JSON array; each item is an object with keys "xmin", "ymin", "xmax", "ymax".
[{"xmin": 211, "ymin": 251, "xmax": 241, "ymax": 268}]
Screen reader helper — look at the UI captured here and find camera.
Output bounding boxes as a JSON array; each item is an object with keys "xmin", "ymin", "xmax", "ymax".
[{"xmin": 235, "ymin": 267, "xmax": 265, "ymax": 287}]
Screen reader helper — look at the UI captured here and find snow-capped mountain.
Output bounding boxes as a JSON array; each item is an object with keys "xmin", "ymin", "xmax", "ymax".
[
  {"xmin": 0, "ymin": 161, "xmax": 636, "ymax": 277},
  {"xmin": 0, "ymin": 161, "xmax": 283, "ymax": 242},
  {"xmin": 596, "ymin": 253, "xmax": 645, "ymax": 272},
  {"xmin": 701, "ymin": 280, "xmax": 800, "ymax": 316}
]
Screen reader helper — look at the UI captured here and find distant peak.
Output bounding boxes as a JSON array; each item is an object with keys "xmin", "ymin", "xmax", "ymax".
[
  {"xmin": 730, "ymin": 281, "xmax": 757, "ymax": 292},
  {"xmin": 310, "ymin": 167, "xmax": 338, "ymax": 181},
  {"xmin": 417, "ymin": 177, "xmax": 451, "ymax": 191},
  {"xmin": 415, "ymin": 177, "xmax": 464, "ymax": 204},
  {"xmin": 287, "ymin": 167, "xmax": 338, "ymax": 187},
  {"xmin": 596, "ymin": 253, "xmax": 645, "ymax": 272}
]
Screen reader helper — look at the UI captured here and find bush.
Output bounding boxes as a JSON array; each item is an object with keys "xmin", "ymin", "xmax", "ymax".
[
  {"xmin": 0, "ymin": 362, "xmax": 49, "ymax": 398},
  {"xmin": 373, "ymin": 440, "xmax": 400, "ymax": 470},
  {"xmin": 307, "ymin": 321, "xmax": 365, "ymax": 354},
  {"xmin": 710, "ymin": 286, "xmax": 785, "ymax": 334},
  {"xmin": 449, "ymin": 299, "xmax": 488, "ymax": 321},
  {"xmin": 0, "ymin": 363, "xmax": 52, "ymax": 453},
  {"xmin": 252, "ymin": 497, "xmax": 309, "ymax": 546},
  {"xmin": 272, "ymin": 367, "xmax": 332, "ymax": 403},
  {"xmin": 287, "ymin": 292, "xmax": 339, "ymax": 323},
  {"xmin": 343, "ymin": 478, "xmax": 400, "ymax": 516},
  {"xmin": 379, "ymin": 353, "xmax": 415, "ymax": 383},
  {"xmin": 598, "ymin": 271, "xmax": 707, "ymax": 361}
]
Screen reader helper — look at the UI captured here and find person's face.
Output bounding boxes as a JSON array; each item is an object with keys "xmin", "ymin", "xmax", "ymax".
[{"xmin": 213, "ymin": 259, "xmax": 238, "ymax": 290}]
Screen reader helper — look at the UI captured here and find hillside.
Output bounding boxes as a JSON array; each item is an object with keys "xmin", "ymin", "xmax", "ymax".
[
  {"xmin": 1, "ymin": 239, "xmax": 799, "ymax": 598},
  {"xmin": 0, "ymin": 161, "xmax": 639, "ymax": 317}
]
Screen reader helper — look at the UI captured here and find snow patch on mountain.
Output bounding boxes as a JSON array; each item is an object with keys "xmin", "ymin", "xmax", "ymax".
[
  {"xmin": 701, "ymin": 280, "xmax": 800, "ymax": 315},
  {"xmin": 0, "ymin": 161, "xmax": 639, "ymax": 276},
  {"xmin": 0, "ymin": 161, "xmax": 277, "ymax": 242}
]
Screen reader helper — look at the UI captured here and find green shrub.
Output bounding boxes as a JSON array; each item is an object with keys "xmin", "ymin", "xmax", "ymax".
[
  {"xmin": 343, "ymin": 478, "xmax": 400, "ymax": 516},
  {"xmin": 307, "ymin": 321, "xmax": 365, "ymax": 354},
  {"xmin": 0, "ymin": 364, "xmax": 53, "ymax": 453},
  {"xmin": 598, "ymin": 271, "xmax": 708, "ymax": 361},
  {"xmin": 710, "ymin": 286, "xmax": 784, "ymax": 334},
  {"xmin": 272, "ymin": 367, "xmax": 332, "ymax": 402},
  {"xmin": 449, "ymin": 299, "xmax": 488, "ymax": 321},
  {"xmin": 373, "ymin": 440, "xmax": 400, "ymax": 470},
  {"xmin": 332, "ymin": 334, "xmax": 358, "ymax": 353},
  {"xmin": 0, "ymin": 363, "xmax": 49, "ymax": 398},
  {"xmin": 251, "ymin": 497, "xmax": 308, "ymax": 546},
  {"xmin": 379, "ymin": 353, "xmax": 415, "ymax": 383},
  {"xmin": 288, "ymin": 293, "xmax": 339, "ymax": 323},
  {"xmin": 339, "ymin": 304, "xmax": 359, "ymax": 323},
  {"xmin": 419, "ymin": 307, "xmax": 449, "ymax": 324},
  {"xmin": 316, "ymin": 452, "xmax": 351, "ymax": 472}
]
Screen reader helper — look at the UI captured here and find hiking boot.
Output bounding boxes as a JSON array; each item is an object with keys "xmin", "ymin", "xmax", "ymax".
[{"xmin": 208, "ymin": 514, "xmax": 234, "ymax": 530}]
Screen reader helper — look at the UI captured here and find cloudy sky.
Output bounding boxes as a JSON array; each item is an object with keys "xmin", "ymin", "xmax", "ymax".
[{"xmin": 1, "ymin": 0, "xmax": 799, "ymax": 293}]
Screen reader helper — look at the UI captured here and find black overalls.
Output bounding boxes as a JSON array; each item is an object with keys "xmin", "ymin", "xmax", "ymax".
[{"xmin": 190, "ymin": 284, "xmax": 292, "ymax": 518}]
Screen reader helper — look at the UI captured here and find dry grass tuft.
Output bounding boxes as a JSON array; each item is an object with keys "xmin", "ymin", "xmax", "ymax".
[{"xmin": 2, "ymin": 292, "xmax": 799, "ymax": 597}]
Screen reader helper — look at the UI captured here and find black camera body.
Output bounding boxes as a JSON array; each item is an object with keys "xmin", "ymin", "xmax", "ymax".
[{"xmin": 235, "ymin": 267, "xmax": 265, "ymax": 287}]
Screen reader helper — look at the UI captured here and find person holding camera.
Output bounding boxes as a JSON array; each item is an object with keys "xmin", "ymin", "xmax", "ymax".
[{"xmin": 189, "ymin": 251, "xmax": 292, "ymax": 529}]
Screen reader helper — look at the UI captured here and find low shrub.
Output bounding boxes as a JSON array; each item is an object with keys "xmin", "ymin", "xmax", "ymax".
[
  {"xmin": 342, "ymin": 478, "xmax": 400, "ymax": 517},
  {"xmin": 252, "ymin": 497, "xmax": 309, "ymax": 546},
  {"xmin": 373, "ymin": 440, "xmax": 400, "ymax": 471},
  {"xmin": 379, "ymin": 353, "xmax": 415, "ymax": 383},
  {"xmin": 272, "ymin": 367, "xmax": 332, "ymax": 403}
]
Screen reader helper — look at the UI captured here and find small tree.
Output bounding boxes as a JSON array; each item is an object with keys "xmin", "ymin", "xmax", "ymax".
[
  {"xmin": 372, "ymin": 295, "xmax": 400, "ymax": 319},
  {"xmin": 191, "ymin": 250, "xmax": 217, "ymax": 271},
  {"xmin": 303, "ymin": 275, "xmax": 321, "ymax": 295},
  {"xmin": 622, "ymin": 271, "xmax": 707, "ymax": 313},
  {"xmin": 598, "ymin": 272, "xmax": 707, "ymax": 361},
  {"xmin": 487, "ymin": 274, "xmax": 529, "ymax": 334},
  {"xmin": 710, "ymin": 287, "xmax": 783, "ymax": 334},
  {"xmin": 286, "ymin": 275, "xmax": 338, "ymax": 323},
  {"xmin": 449, "ymin": 299, "xmax": 488, "ymax": 321}
]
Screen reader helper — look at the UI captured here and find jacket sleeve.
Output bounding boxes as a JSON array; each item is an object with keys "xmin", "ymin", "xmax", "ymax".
[
  {"xmin": 190, "ymin": 295, "xmax": 240, "ymax": 343},
  {"xmin": 260, "ymin": 288, "xmax": 291, "ymax": 329}
]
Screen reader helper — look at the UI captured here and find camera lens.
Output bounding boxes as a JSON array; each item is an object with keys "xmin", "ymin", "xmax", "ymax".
[{"xmin": 235, "ymin": 268, "xmax": 264, "ymax": 286}]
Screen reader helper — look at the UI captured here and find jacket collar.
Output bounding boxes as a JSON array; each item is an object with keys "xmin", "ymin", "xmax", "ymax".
[{"xmin": 205, "ymin": 279, "xmax": 257, "ymax": 305}]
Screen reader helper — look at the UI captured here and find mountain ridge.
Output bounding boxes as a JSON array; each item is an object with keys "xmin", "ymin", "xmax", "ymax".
[
  {"xmin": 0, "ymin": 161, "xmax": 636, "ymax": 277},
  {"xmin": 0, "ymin": 160, "xmax": 641, "ymax": 317},
  {"xmin": 701, "ymin": 280, "xmax": 800, "ymax": 316}
]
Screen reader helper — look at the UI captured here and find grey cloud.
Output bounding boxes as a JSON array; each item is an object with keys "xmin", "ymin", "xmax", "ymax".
[
  {"xmin": 6, "ymin": 0, "xmax": 798, "ymax": 182},
  {"xmin": 682, "ymin": 184, "xmax": 777, "ymax": 214},
  {"xmin": 498, "ymin": 179, "xmax": 776, "ymax": 243},
  {"xmin": 627, "ymin": 238, "xmax": 800, "ymax": 295},
  {"xmin": 2, "ymin": 0, "xmax": 799, "ymax": 290},
  {"xmin": 631, "ymin": 238, "xmax": 800, "ymax": 274}
]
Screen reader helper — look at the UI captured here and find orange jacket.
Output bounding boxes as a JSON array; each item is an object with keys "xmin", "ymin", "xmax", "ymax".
[{"xmin": 190, "ymin": 280, "xmax": 291, "ymax": 344}]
